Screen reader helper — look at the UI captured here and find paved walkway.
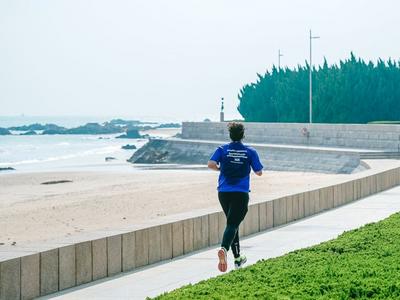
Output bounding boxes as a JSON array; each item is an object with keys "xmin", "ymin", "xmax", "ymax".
[{"xmin": 41, "ymin": 186, "xmax": 400, "ymax": 300}]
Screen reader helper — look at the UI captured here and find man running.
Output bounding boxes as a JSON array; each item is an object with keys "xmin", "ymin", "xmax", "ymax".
[{"xmin": 208, "ymin": 122, "xmax": 263, "ymax": 272}]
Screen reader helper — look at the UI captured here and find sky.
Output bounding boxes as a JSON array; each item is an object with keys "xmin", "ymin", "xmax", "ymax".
[{"xmin": 0, "ymin": 0, "xmax": 399, "ymax": 122}]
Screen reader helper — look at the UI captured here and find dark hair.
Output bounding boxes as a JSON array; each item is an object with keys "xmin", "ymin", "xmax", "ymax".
[{"xmin": 228, "ymin": 122, "xmax": 244, "ymax": 141}]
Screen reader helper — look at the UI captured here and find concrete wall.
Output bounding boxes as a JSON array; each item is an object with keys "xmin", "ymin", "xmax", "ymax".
[
  {"xmin": 182, "ymin": 122, "xmax": 400, "ymax": 151},
  {"xmin": 1, "ymin": 167, "xmax": 400, "ymax": 299}
]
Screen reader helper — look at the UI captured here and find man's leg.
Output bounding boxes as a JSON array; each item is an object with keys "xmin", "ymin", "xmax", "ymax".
[{"xmin": 220, "ymin": 192, "xmax": 248, "ymax": 253}]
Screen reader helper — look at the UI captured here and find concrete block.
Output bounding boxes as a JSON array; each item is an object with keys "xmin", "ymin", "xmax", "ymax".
[
  {"xmin": 0, "ymin": 258, "xmax": 20, "ymax": 300},
  {"xmin": 193, "ymin": 217, "xmax": 202, "ymax": 251},
  {"xmin": 160, "ymin": 224, "xmax": 172, "ymax": 261},
  {"xmin": 122, "ymin": 232, "xmax": 135, "ymax": 271},
  {"xmin": 370, "ymin": 175, "xmax": 377, "ymax": 194},
  {"xmin": 92, "ymin": 238, "xmax": 107, "ymax": 280},
  {"xmin": 286, "ymin": 196, "xmax": 293, "ymax": 222},
  {"xmin": 292, "ymin": 194, "xmax": 299, "ymax": 221},
  {"xmin": 326, "ymin": 186, "xmax": 334, "ymax": 209},
  {"xmin": 259, "ymin": 202, "xmax": 268, "ymax": 231},
  {"xmin": 273, "ymin": 197, "xmax": 287, "ymax": 226},
  {"xmin": 312, "ymin": 190, "xmax": 320, "ymax": 213},
  {"xmin": 172, "ymin": 221, "xmax": 184, "ymax": 257},
  {"xmin": 333, "ymin": 184, "xmax": 341, "ymax": 207},
  {"xmin": 40, "ymin": 249, "xmax": 59, "ymax": 296},
  {"xmin": 266, "ymin": 201, "xmax": 274, "ymax": 228},
  {"xmin": 135, "ymin": 228, "xmax": 149, "ymax": 268},
  {"xmin": 353, "ymin": 179, "xmax": 361, "ymax": 200},
  {"xmin": 244, "ymin": 204, "xmax": 259, "ymax": 235},
  {"xmin": 59, "ymin": 245, "xmax": 75, "ymax": 290},
  {"xmin": 304, "ymin": 191, "xmax": 312, "ymax": 217},
  {"xmin": 200, "ymin": 215, "xmax": 209, "ymax": 248},
  {"xmin": 183, "ymin": 219, "xmax": 194, "ymax": 254},
  {"xmin": 76, "ymin": 241, "xmax": 92, "ymax": 285},
  {"xmin": 208, "ymin": 213, "xmax": 219, "ymax": 246},
  {"xmin": 21, "ymin": 254, "xmax": 39, "ymax": 300},
  {"xmin": 107, "ymin": 235, "xmax": 122, "ymax": 276},
  {"xmin": 218, "ymin": 212, "xmax": 226, "ymax": 243},
  {"xmin": 298, "ymin": 193, "xmax": 305, "ymax": 219},
  {"xmin": 148, "ymin": 226, "xmax": 161, "ymax": 264}
]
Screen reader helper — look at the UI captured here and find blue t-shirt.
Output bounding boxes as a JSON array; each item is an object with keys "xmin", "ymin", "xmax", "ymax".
[{"xmin": 210, "ymin": 142, "xmax": 263, "ymax": 193}]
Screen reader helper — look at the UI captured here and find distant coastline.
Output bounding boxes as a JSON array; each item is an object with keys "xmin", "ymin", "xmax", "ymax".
[{"xmin": 0, "ymin": 118, "xmax": 181, "ymax": 136}]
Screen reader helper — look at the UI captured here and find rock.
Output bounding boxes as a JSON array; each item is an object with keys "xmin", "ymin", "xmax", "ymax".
[
  {"xmin": 128, "ymin": 139, "xmax": 209, "ymax": 164},
  {"xmin": 157, "ymin": 123, "xmax": 181, "ymax": 128},
  {"xmin": 0, "ymin": 167, "xmax": 15, "ymax": 171},
  {"xmin": 20, "ymin": 130, "xmax": 37, "ymax": 135},
  {"xmin": 41, "ymin": 180, "xmax": 73, "ymax": 185},
  {"xmin": 105, "ymin": 156, "xmax": 117, "ymax": 162},
  {"xmin": 0, "ymin": 127, "xmax": 11, "ymax": 135},
  {"xmin": 42, "ymin": 129, "xmax": 67, "ymax": 135},
  {"xmin": 121, "ymin": 144, "xmax": 137, "ymax": 150},
  {"xmin": 116, "ymin": 129, "xmax": 143, "ymax": 139},
  {"xmin": 65, "ymin": 123, "xmax": 124, "ymax": 134},
  {"xmin": 11, "ymin": 123, "xmax": 66, "ymax": 132}
]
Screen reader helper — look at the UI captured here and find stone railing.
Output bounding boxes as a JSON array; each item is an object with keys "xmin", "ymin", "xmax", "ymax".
[{"xmin": 1, "ymin": 166, "xmax": 400, "ymax": 299}]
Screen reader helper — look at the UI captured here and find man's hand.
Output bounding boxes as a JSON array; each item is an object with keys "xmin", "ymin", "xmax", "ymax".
[
  {"xmin": 255, "ymin": 170, "xmax": 263, "ymax": 176},
  {"xmin": 207, "ymin": 160, "xmax": 220, "ymax": 171}
]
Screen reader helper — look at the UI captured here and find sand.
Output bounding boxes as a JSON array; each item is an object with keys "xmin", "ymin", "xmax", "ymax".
[{"xmin": 0, "ymin": 167, "xmax": 360, "ymax": 246}]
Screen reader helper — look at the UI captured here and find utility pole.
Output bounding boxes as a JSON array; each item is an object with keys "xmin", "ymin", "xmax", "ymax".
[
  {"xmin": 309, "ymin": 29, "xmax": 320, "ymax": 124},
  {"xmin": 278, "ymin": 49, "xmax": 283, "ymax": 70}
]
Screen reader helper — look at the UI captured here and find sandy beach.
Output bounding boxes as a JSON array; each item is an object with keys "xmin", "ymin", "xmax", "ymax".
[{"xmin": 0, "ymin": 168, "xmax": 359, "ymax": 246}]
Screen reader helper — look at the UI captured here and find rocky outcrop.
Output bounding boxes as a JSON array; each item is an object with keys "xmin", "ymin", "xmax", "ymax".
[
  {"xmin": 0, "ymin": 128, "xmax": 11, "ymax": 135},
  {"xmin": 0, "ymin": 167, "xmax": 15, "ymax": 171},
  {"xmin": 20, "ymin": 130, "xmax": 37, "ymax": 135},
  {"xmin": 121, "ymin": 144, "xmax": 137, "ymax": 150},
  {"xmin": 116, "ymin": 129, "xmax": 143, "ymax": 139},
  {"xmin": 128, "ymin": 139, "xmax": 211, "ymax": 164}
]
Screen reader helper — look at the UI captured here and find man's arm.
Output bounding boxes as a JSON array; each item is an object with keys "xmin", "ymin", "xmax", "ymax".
[{"xmin": 207, "ymin": 160, "xmax": 220, "ymax": 171}]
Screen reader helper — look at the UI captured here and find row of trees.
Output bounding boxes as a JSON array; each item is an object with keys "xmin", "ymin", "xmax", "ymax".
[{"xmin": 237, "ymin": 53, "xmax": 400, "ymax": 123}]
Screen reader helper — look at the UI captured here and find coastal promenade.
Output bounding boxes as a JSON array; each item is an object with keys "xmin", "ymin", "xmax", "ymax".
[{"xmin": 41, "ymin": 185, "xmax": 400, "ymax": 299}]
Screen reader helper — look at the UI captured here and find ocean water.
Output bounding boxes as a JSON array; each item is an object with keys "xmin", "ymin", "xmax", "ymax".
[
  {"xmin": 0, "ymin": 134, "xmax": 149, "ymax": 172},
  {"xmin": 0, "ymin": 116, "xmax": 165, "ymax": 172}
]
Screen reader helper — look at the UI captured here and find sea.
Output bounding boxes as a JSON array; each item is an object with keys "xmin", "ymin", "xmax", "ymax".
[{"xmin": 0, "ymin": 116, "xmax": 174, "ymax": 173}]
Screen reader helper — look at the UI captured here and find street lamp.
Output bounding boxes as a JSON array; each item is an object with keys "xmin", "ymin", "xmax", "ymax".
[
  {"xmin": 309, "ymin": 29, "xmax": 320, "ymax": 124},
  {"xmin": 278, "ymin": 49, "xmax": 283, "ymax": 70}
]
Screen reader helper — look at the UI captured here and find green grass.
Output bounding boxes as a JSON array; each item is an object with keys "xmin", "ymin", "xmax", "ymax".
[{"xmin": 152, "ymin": 213, "xmax": 400, "ymax": 300}]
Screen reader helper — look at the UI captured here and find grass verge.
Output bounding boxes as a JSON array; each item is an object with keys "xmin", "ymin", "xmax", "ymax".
[{"xmin": 153, "ymin": 212, "xmax": 400, "ymax": 299}]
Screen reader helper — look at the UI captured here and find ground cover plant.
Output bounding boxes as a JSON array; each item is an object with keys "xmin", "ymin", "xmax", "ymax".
[{"xmin": 153, "ymin": 212, "xmax": 400, "ymax": 299}]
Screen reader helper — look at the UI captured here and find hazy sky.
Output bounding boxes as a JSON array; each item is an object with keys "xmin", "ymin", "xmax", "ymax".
[{"xmin": 1, "ymin": 0, "xmax": 399, "ymax": 122}]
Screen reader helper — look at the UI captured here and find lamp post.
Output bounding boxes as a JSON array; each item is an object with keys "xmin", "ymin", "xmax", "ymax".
[
  {"xmin": 309, "ymin": 29, "xmax": 320, "ymax": 124},
  {"xmin": 220, "ymin": 97, "xmax": 224, "ymax": 122},
  {"xmin": 278, "ymin": 49, "xmax": 283, "ymax": 70}
]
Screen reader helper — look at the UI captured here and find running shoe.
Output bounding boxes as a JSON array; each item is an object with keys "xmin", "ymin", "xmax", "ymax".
[
  {"xmin": 217, "ymin": 247, "xmax": 228, "ymax": 272},
  {"xmin": 234, "ymin": 254, "xmax": 247, "ymax": 269}
]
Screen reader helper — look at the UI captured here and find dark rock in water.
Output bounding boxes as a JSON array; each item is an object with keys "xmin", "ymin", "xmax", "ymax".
[
  {"xmin": 128, "ymin": 139, "xmax": 210, "ymax": 164},
  {"xmin": 157, "ymin": 123, "xmax": 181, "ymax": 128},
  {"xmin": 121, "ymin": 144, "xmax": 137, "ymax": 150},
  {"xmin": 65, "ymin": 123, "xmax": 124, "ymax": 134},
  {"xmin": 41, "ymin": 180, "xmax": 72, "ymax": 185},
  {"xmin": 0, "ymin": 167, "xmax": 15, "ymax": 171},
  {"xmin": 0, "ymin": 127, "xmax": 11, "ymax": 135},
  {"xmin": 116, "ymin": 129, "xmax": 143, "ymax": 139},
  {"xmin": 105, "ymin": 156, "xmax": 117, "ymax": 161},
  {"xmin": 21, "ymin": 130, "xmax": 37, "ymax": 135},
  {"xmin": 9, "ymin": 123, "xmax": 65, "ymax": 132},
  {"xmin": 42, "ymin": 129, "xmax": 67, "ymax": 135}
]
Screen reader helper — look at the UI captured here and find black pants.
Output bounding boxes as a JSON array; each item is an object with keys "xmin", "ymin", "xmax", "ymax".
[{"xmin": 218, "ymin": 192, "xmax": 249, "ymax": 258}]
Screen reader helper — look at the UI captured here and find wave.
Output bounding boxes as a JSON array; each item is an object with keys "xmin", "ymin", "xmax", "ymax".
[{"xmin": 0, "ymin": 145, "xmax": 122, "ymax": 166}]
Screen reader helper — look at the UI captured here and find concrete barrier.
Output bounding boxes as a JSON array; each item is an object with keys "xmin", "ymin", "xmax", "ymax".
[{"xmin": 1, "ymin": 166, "xmax": 400, "ymax": 299}]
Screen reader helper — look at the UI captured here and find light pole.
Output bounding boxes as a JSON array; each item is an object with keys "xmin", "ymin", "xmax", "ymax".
[
  {"xmin": 278, "ymin": 49, "xmax": 283, "ymax": 70},
  {"xmin": 309, "ymin": 29, "xmax": 320, "ymax": 124}
]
